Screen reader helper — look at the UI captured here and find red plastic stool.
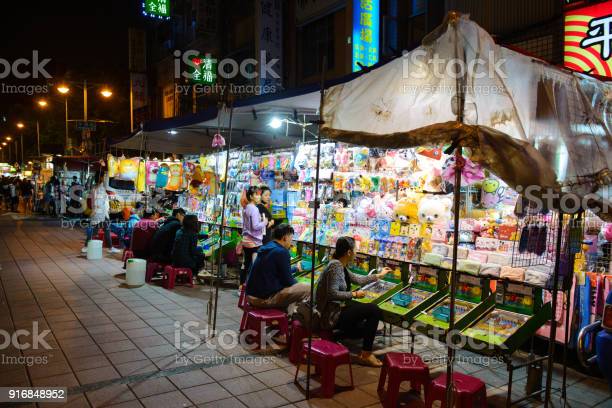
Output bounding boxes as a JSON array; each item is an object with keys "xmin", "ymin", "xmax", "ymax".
[
  {"xmin": 238, "ymin": 286, "xmax": 249, "ymax": 332},
  {"xmin": 97, "ymin": 230, "xmax": 120, "ymax": 247},
  {"xmin": 146, "ymin": 261, "xmax": 166, "ymax": 283},
  {"xmin": 377, "ymin": 352, "xmax": 431, "ymax": 407},
  {"xmin": 289, "ymin": 320, "xmax": 333, "ymax": 364},
  {"xmin": 163, "ymin": 266, "xmax": 194, "ymax": 289},
  {"xmin": 122, "ymin": 250, "xmax": 134, "ymax": 262},
  {"xmin": 426, "ymin": 372, "xmax": 487, "ymax": 408},
  {"xmin": 295, "ymin": 339, "xmax": 354, "ymax": 398},
  {"xmin": 245, "ymin": 308, "xmax": 289, "ymax": 349}
]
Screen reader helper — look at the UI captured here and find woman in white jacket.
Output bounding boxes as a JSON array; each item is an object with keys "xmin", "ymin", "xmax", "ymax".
[{"xmin": 81, "ymin": 177, "xmax": 121, "ymax": 254}]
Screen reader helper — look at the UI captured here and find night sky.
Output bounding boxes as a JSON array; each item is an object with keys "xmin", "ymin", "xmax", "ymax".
[{"xmin": 0, "ymin": 0, "xmax": 138, "ymax": 137}]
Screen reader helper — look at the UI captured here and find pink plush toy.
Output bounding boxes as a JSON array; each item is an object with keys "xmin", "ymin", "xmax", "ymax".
[
  {"xmin": 603, "ymin": 223, "xmax": 612, "ymax": 241},
  {"xmin": 442, "ymin": 155, "xmax": 485, "ymax": 186}
]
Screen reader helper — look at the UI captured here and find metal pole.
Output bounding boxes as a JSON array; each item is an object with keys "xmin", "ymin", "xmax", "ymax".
[
  {"xmin": 211, "ymin": 103, "xmax": 234, "ymax": 335},
  {"xmin": 306, "ymin": 56, "xmax": 327, "ymax": 399},
  {"xmin": 544, "ymin": 211, "xmax": 565, "ymax": 407},
  {"xmin": 445, "ymin": 13, "xmax": 465, "ymax": 406},
  {"xmin": 36, "ymin": 120, "xmax": 41, "ymax": 157},
  {"xmin": 129, "ymin": 76, "xmax": 134, "ymax": 132},
  {"xmin": 20, "ymin": 133, "xmax": 24, "ymax": 166},
  {"xmin": 83, "ymin": 79, "xmax": 88, "ymax": 121},
  {"xmin": 65, "ymin": 98, "xmax": 70, "ymax": 154}
]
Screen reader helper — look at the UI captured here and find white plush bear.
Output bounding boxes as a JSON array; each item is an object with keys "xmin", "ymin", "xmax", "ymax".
[{"xmin": 418, "ymin": 195, "xmax": 453, "ymax": 225}]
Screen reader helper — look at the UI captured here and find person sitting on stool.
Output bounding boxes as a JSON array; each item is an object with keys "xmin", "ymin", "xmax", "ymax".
[
  {"xmin": 314, "ymin": 236, "xmax": 391, "ymax": 367},
  {"xmin": 245, "ymin": 223, "xmax": 309, "ymax": 311}
]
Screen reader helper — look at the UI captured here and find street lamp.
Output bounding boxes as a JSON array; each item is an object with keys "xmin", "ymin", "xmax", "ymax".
[
  {"xmin": 57, "ymin": 85, "xmax": 70, "ymax": 94},
  {"xmin": 37, "ymin": 99, "xmax": 48, "ymax": 108},
  {"xmin": 100, "ymin": 88, "xmax": 113, "ymax": 98},
  {"xmin": 55, "ymin": 80, "xmax": 114, "ymax": 155}
]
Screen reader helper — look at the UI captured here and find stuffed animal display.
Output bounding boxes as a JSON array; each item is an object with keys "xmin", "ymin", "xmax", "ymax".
[{"xmin": 418, "ymin": 195, "xmax": 453, "ymax": 225}]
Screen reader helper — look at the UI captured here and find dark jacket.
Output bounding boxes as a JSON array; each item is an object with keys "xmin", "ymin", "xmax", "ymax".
[
  {"xmin": 171, "ymin": 228, "xmax": 204, "ymax": 272},
  {"xmin": 257, "ymin": 203, "xmax": 274, "ymax": 244},
  {"xmin": 246, "ymin": 240, "xmax": 296, "ymax": 299},
  {"xmin": 150, "ymin": 216, "xmax": 181, "ymax": 263}
]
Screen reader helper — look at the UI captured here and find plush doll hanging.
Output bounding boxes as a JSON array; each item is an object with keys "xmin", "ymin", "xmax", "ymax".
[{"xmin": 442, "ymin": 155, "xmax": 485, "ymax": 186}]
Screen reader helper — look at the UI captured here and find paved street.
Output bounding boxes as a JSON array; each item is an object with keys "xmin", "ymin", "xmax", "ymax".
[{"xmin": 0, "ymin": 214, "xmax": 610, "ymax": 408}]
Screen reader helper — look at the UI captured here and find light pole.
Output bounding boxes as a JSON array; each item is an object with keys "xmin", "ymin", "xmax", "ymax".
[
  {"xmin": 17, "ymin": 122, "xmax": 24, "ymax": 166},
  {"xmin": 55, "ymin": 81, "xmax": 113, "ymax": 155},
  {"xmin": 5, "ymin": 137, "xmax": 13, "ymax": 165},
  {"xmin": 57, "ymin": 85, "xmax": 70, "ymax": 153}
]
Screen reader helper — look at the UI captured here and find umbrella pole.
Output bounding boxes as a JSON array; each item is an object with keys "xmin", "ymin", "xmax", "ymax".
[
  {"xmin": 544, "ymin": 210, "xmax": 565, "ymax": 407},
  {"xmin": 306, "ymin": 56, "xmax": 327, "ymax": 399},
  {"xmin": 445, "ymin": 13, "xmax": 465, "ymax": 406},
  {"xmin": 211, "ymin": 103, "xmax": 234, "ymax": 336}
]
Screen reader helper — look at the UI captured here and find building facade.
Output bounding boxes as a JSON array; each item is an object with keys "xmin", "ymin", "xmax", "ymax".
[{"xmin": 131, "ymin": 0, "xmax": 572, "ymax": 126}]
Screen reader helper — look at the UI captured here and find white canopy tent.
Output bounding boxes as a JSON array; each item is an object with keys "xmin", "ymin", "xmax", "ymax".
[{"xmin": 114, "ymin": 90, "xmax": 322, "ymax": 154}]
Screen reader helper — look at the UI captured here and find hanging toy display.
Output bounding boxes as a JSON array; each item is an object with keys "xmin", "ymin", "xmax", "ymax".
[
  {"xmin": 146, "ymin": 161, "xmax": 160, "ymax": 186},
  {"xmin": 156, "ymin": 163, "xmax": 170, "ymax": 189}
]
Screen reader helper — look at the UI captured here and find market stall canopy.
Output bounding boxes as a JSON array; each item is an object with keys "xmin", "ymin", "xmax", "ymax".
[
  {"xmin": 322, "ymin": 12, "xmax": 612, "ymax": 220},
  {"xmin": 113, "ymin": 88, "xmax": 322, "ymax": 155}
]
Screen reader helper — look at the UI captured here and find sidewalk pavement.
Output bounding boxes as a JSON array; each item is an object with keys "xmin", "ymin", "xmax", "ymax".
[{"xmin": 0, "ymin": 213, "xmax": 610, "ymax": 407}]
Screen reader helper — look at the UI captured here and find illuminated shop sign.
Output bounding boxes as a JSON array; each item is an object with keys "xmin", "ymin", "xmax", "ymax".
[
  {"xmin": 564, "ymin": 1, "xmax": 612, "ymax": 77},
  {"xmin": 352, "ymin": 0, "xmax": 380, "ymax": 72}
]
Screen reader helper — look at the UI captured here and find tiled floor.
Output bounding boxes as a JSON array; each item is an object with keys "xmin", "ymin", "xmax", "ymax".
[{"xmin": 0, "ymin": 213, "xmax": 611, "ymax": 407}]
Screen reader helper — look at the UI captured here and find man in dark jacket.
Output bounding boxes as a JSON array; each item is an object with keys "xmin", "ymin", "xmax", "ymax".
[
  {"xmin": 150, "ymin": 208, "xmax": 185, "ymax": 263},
  {"xmin": 246, "ymin": 224, "xmax": 309, "ymax": 309}
]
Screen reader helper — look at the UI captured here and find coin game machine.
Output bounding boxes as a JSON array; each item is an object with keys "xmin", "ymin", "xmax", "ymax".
[
  {"xmin": 353, "ymin": 258, "xmax": 405, "ymax": 305},
  {"xmin": 295, "ymin": 244, "xmax": 330, "ymax": 285},
  {"xmin": 461, "ymin": 281, "xmax": 552, "ymax": 355},
  {"xmin": 414, "ymin": 271, "xmax": 495, "ymax": 334},
  {"xmin": 378, "ymin": 265, "xmax": 449, "ymax": 328}
]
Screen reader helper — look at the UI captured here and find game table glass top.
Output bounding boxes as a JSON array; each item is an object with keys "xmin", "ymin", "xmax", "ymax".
[
  {"xmin": 416, "ymin": 298, "xmax": 477, "ymax": 330},
  {"xmin": 462, "ymin": 309, "xmax": 530, "ymax": 346}
]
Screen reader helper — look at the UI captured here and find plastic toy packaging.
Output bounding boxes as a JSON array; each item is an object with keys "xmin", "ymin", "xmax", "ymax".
[{"xmin": 146, "ymin": 161, "xmax": 160, "ymax": 186}]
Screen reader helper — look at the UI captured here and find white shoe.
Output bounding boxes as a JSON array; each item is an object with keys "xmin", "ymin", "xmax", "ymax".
[
  {"xmin": 108, "ymin": 247, "xmax": 122, "ymax": 254},
  {"xmin": 81, "ymin": 247, "xmax": 88, "ymax": 253}
]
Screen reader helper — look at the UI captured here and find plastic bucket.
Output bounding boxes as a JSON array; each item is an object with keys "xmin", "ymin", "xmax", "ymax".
[
  {"xmin": 87, "ymin": 240, "xmax": 103, "ymax": 260},
  {"xmin": 126, "ymin": 258, "xmax": 146, "ymax": 287}
]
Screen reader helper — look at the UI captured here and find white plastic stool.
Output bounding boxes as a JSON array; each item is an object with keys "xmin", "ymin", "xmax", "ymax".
[{"xmin": 87, "ymin": 240, "xmax": 103, "ymax": 260}]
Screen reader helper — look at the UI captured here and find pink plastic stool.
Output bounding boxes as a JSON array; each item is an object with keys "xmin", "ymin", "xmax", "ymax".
[
  {"xmin": 163, "ymin": 266, "xmax": 194, "ymax": 289},
  {"xmin": 294, "ymin": 339, "xmax": 354, "ymax": 398},
  {"xmin": 146, "ymin": 261, "xmax": 166, "ymax": 283},
  {"xmin": 426, "ymin": 372, "xmax": 487, "ymax": 408},
  {"xmin": 378, "ymin": 352, "xmax": 430, "ymax": 407},
  {"xmin": 289, "ymin": 320, "xmax": 333, "ymax": 364},
  {"xmin": 245, "ymin": 308, "xmax": 289, "ymax": 349}
]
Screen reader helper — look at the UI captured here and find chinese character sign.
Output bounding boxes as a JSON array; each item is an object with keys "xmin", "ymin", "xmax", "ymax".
[
  {"xmin": 189, "ymin": 55, "xmax": 217, "ymax": 85},
  {"xmin": 352, "ymin": 0, "xmax": 380, "ymax": 72},
  {"xmin": 564, "ymin": 1, "xmax": 612, "ymax": 77},
  {"xmin": 143, "ymin": 0, "xmax": 171, "ymax": 19}
]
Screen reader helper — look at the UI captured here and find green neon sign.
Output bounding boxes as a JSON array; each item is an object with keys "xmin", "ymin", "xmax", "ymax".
[
  {"xmin": 190, "ymin": 55, "xmax": 217, "ymax": 85},
  {"xmin": 143, "ymin": 0, "xmax": 170, "ymax": 19}
]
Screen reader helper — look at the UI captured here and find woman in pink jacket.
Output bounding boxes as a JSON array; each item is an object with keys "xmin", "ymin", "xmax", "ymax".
[{"xmin": 241, "ymin": 186, "xmax": 268, "ymax": 285}]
